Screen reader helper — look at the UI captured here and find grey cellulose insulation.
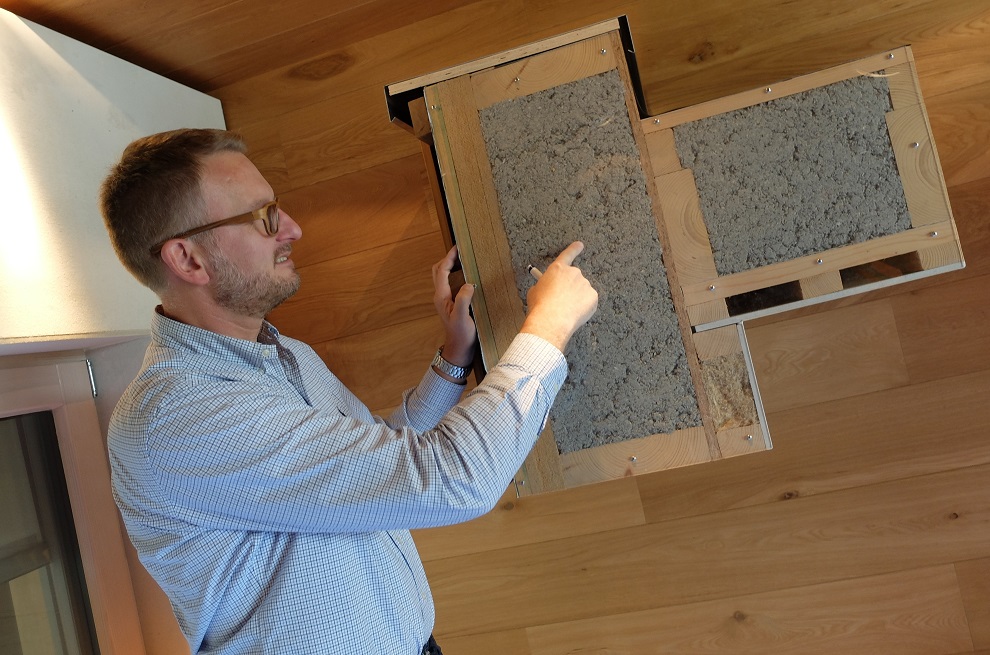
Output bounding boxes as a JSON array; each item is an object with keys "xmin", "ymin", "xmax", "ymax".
[
  {"xmin": 673, "ymin": 75, "xmax": 912, "ymax": 276},
  {"xmin": 479, "ymin": 69, "xmax": 702, "ymax": 454}
]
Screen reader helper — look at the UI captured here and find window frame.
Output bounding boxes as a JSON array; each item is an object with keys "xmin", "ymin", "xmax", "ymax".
[{"xmin": 0, "ymin": 353, "xmax": 146, "ymax": 655}]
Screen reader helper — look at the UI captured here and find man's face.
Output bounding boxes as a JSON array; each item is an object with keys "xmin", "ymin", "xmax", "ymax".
[
  {"xmin": 206, "ymin": 241, "xmax": 300, "ymax": 318},
  {"xmin": 198, "ymin": 151, "xmax": 302, "ymax": 318}
]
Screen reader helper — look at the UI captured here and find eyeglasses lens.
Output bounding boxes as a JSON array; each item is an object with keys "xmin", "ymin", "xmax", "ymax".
[{"xmin": 265, "ymin": 201, "xmax": 280, "ymax": 235}]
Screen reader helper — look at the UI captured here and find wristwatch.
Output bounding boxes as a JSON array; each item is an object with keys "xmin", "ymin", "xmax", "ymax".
[{"xmin": 431, "ymin": 347, "xmax": 470, "ymax": 381}]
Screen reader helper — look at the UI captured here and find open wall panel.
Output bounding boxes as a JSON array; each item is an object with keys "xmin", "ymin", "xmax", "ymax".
[
  {"xmin": 643, "ymin": 47, "xmax": 964, "ymax": 330},
  {"xmin": 386, "ymin": 20, "xmax": 960, "ymax": 494}
]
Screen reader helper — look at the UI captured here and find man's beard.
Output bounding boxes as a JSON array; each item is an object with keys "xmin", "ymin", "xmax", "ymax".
[{"xmin": 207, "ymin": 246, "xmax": 300, "ymax": 318}]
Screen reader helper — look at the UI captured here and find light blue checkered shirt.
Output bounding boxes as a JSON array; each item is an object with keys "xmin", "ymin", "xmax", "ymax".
[{"xmin": 108, "ymin": 309, "xmax": 566, "ymax": 654}]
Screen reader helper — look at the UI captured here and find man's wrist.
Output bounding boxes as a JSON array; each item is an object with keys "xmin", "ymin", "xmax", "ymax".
[
  {"xmin": 431, "ymin": 346, "xmax": 471, "ymax": 384},
  {"xmin": 519, "ymin": 315, "xmax": 571, "ymax": 354}
]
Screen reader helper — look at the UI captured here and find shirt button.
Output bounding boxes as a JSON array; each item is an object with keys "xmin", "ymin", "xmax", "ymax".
[{"xmin": 263, "ymin": 349, "xmax": 273, "ymax": 358}]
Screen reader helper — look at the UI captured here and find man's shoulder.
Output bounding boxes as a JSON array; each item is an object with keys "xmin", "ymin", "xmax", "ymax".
[{"xmin": 109, "ymin": 347, "xmax": 229, "ymax": 430}]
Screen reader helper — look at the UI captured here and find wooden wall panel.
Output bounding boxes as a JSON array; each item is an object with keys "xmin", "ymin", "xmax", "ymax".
[
  {"xmin": 412, "ymin": 476, "xmax": 646, "ymax": 561},
  {"xmin": 439, "ymin": 628, "xmax": 531, "ymax": 655},
  {"xmin": 633, "ymin": 0, "xmax": 989, "ymax": 114},
  {"xmin": 911, "ymin": 18, "xmax": 990, "ymax": 98},
  {"xmin": 269, "ymin": 233, "xmax": 444, "ymax": 343},
  {"xmin": 635, "ymin": 369, "xmax": 990, "ymax": 523},
  {"xmin": 276, "ymin": 154, "xmax": 438, "ymax": 268},
  {"xmin": 214, "ymin": 0, "xmax": 534, "ymax": 127},
  {"xmin": 315, "ymin": 315, "xmax": 445, "ymax": 414},
  {"xmin": 956, "ymin": 558, "xmax": 990, "ymax": 648},
  {"xmin": 2, "ymin": 0, "xmax": 232, "ymax": 52},
  {"xmin": 745, "ymin": 300, "xmax": 910, "ymax": 413},
  {"xmin": 4, "ymin": 0, "xmax": 480, "ymax": 90},
  {"xmin": 926, "ymin": 82, "xmax": 990, "ymax": 188},
  {"xmin": 237, "ymin": 120, "xmax": 291, "ymax": 193},
  {"xmin": 170, "ymin": 0, "xmax": 480, "ymax": 91},
  {"xmin": 111, "ymin": 0, "xmax": 374, "ymax": 72},
  {"xmin": 526, "ymin": 566, "xmax": 971, "ymax": 654},
  {"xmin": 893, "ymin": 274, "xmax": 990, "ymax": 384},
  {"xmin": 949, "ymin": 177, "xmax": 990, "ymax": 275},
  {"xmin": 277, "ymin": 84, "xmax": 423, "ymax": 189},
  {"xmin": 957, "ymin": 558, "xmax": 990, "ymax": 650},
  {"xmin": 427, "ymin": 464, "xmax": 990, "ymax": 637}
]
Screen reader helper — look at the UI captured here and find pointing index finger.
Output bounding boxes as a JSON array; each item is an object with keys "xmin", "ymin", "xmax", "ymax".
[{"xmin": 553, "ymin": 241, "xmax": 585, "ymax": 267}]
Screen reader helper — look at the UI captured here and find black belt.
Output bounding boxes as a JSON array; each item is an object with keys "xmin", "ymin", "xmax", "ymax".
[{"xmin": 421, "ymin": 634, "xmax": 442, "ymax": 655}]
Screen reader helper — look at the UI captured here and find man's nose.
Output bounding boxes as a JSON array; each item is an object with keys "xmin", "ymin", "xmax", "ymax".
[{"xmin": 277, "ymin": 209, "xmax": 303, "ymax": 241}]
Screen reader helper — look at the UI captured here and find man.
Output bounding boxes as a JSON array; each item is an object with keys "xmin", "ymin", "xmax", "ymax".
[{"xmin": 100, "ymin": 128, "xmax": 597, "ymax": 654}]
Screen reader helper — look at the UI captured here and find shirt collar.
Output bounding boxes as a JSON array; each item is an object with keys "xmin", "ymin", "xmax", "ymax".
[{"xmin": 151, "ymin": 306, "xmax": 282, "ymax": 366}]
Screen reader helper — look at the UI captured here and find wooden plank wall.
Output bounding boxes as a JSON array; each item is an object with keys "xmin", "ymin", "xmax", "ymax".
[
  {"xmin": 14, "ymin": 0, "xmax": 989, "ymax": 652},
  {"xmin": 255, "ymin": 3, "xmax": 990, "ymax": 650}
]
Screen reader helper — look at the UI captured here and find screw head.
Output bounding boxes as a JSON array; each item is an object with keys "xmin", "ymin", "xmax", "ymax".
[
  {"xmin": 709, "ymin": 285, "xmax": 716, "ymax": 291},
  {"xmin": 745, "ymin": 434, "xmax": 753, "ymax": 441},
  {"xmin": 764, "ymin": 87, "xmax": 772, "ymax": 93},
  {"xmin": 601, "ymin": 48, "xmax": 607, "ymax": 54},
  {"xmin": 930, "ymin": 231, "xmax": 939, "ymax": 237},
  {"xmin": 887, "ymin": 53, "xmax": 896, "ymax": 59},
  {"xmin": 653, "ymin": 118, "xmax": 661, "ymax": 124},
  {"xmin": 911, "ymin": 142, "xmax": 921, "ymax": 148},
  {"xmin": 629, "ymin": 456, "xmax": 637, "ymax": 463},
  {"xmin": 816, "ymin": 258, "xmax": 824, "ymax": 265}
]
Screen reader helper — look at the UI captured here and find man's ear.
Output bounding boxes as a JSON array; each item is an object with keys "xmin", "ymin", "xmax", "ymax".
[{"xmin": 159, "ymin": 239, "xmax": 211, "ymax": 286}]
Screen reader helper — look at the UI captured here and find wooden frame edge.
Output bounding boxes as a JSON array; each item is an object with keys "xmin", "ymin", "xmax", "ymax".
[
  {"xmin": 0, "ymin": 357, "xmax": 147, "ymax": 655},
  {"xmin": 642, "ymin": 46, "xmax": 914, "ymax": 132},
  {"xmin": 387, "ymin": 18, "xmax": 622, "ymax": 96}
]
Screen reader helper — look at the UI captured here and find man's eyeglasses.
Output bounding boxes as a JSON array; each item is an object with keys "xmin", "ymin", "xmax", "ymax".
[{"xmin": 149, "ymin": 198, "xmax": 280, "ymax": 255}]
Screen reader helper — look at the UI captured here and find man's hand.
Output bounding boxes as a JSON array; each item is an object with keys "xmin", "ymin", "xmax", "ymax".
[
  {"xmin": 520, "ymin": 241, "xmax": 598, "ymax": 352},
  {"xmin": 432, "ymin": 246, "xmax": 477, "ymax": 367}
]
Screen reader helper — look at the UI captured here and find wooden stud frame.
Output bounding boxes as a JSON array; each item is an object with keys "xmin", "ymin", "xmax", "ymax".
[
  {"xmin": 391, "ymin": 20, "xmax": 769, "ymax": 494},
  {"xmin": 642, "ymin": 46, "xmax": 965, "ymax": 331},
  {"xmin": 561, "ymin": 322, "xmax": 770, "ymax": 489},
  {"xmin": 386, "ymin": 25, "xmax": 961, "ymax": 495}
]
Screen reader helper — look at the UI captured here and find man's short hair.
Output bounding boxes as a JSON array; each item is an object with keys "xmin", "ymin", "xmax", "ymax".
[{"xmin": 100, "ymin": 128, "xmax": 247, "ymax": 291}]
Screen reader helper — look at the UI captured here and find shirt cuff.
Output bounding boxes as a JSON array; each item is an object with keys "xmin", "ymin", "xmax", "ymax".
[
  {"xmin": 420, "ymin": 366, "xmax": 465, "ymax": 405},
  {"xmin": 418, "ymin": 367, "xmax": 469, "ymax": 408}
]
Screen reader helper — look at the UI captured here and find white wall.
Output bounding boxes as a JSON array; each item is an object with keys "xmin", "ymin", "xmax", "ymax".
[{"xmin": 0, "ymin": 10, "xmax": 225, "ymax": 350}]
